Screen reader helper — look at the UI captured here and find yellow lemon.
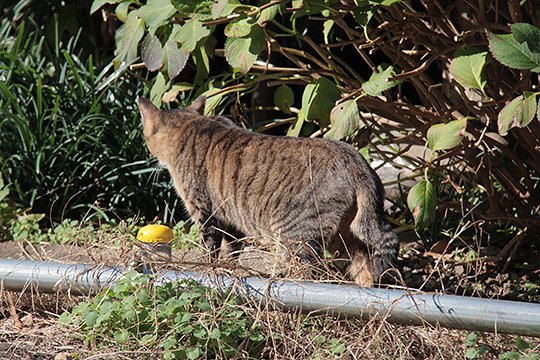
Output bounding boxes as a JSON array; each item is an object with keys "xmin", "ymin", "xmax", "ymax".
[{"xmin": 136, "ymin": 224, "xmax": 174, "ymax": 243}]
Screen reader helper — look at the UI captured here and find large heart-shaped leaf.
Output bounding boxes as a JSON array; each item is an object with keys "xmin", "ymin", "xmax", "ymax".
[
  {"xmin": 163, "ymin": 35, "xmax": 189, "ymax": 79},
  {"xmin": 407, "ymin": 179, "xmax": 437, "ymax": 229},
  {"xmin": 141, "ymin": 33, "xmax": 163, "ymax": 71},
  {"xmin": 449, "ymin": 52, "xmax": 487, "ymax": 92},
  {"xmin": 427, "ymin": 118, "xmax": 468, "ymax": 152},
  {"xmin": 224, "ymin": 24, "xmax": 265, "ymax": 73}
]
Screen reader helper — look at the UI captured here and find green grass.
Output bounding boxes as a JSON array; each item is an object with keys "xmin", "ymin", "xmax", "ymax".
[{"xmin": 0, "ymin": 18, "xmax": 179, "ymax": 222}]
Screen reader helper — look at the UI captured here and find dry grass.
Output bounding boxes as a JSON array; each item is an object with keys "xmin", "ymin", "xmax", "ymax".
[
  {"xmin": 0, "ymin": 288, "xmax": 534, "ymax": 360},
  {"xmin": 0, "ymin": 228, "xmax": 539, "ymax": 359}
]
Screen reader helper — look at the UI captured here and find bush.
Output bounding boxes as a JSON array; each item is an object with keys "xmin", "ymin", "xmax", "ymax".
[{"xmin": 92, "ymin": 0, "xmax": 540, "ymax": 248}]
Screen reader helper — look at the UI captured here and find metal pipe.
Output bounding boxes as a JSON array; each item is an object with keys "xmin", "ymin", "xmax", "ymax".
[{"xmin": 1, "ymin": 259, "xmax": 539, "ymax": 337}]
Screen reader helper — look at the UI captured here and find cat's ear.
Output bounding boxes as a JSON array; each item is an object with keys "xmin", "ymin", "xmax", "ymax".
[
  {"xmin": 138, "ymin": 97, "xmax": 162, "ymax": 137},
  {"xmin": 186, "ymin": 95, "xmax": 206, "ymax": 115}
]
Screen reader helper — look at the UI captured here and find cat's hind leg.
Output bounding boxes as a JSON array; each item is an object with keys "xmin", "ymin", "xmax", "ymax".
[{"xmin": 348, "ymin": 192, "xmax": 399, "ymax": 283}]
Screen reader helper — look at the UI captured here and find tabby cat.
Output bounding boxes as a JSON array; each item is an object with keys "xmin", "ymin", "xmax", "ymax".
[{"xmin": 138, "ymin": 96, "xmax": 399, "ymax": 286}]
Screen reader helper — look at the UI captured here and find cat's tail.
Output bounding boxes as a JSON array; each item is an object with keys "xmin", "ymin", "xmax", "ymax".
[{"xmin": 349, "ymin": 190, "xmax": 399, "ymax": 282}]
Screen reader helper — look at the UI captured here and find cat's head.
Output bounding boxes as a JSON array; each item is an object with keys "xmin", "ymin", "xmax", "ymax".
[{"xmin": 138, "ymin": 96, "xmax": 206, "ymax": 163}]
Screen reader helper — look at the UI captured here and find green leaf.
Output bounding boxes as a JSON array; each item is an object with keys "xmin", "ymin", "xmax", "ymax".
[
  {"xmin": 323, "ymin": 20, "xmax": 334, "ymax": 44},
  {"xmin": 291, "ymin": 0, "xmax": 337, "ymax": 19},
  {"xmin": 164, "ymin": 27, "xmax": 189, "ymax": 79},
  {"xmin": 209, "ymin": 328, "xmax": 221, "ymax": 339},
  {"xmin": 114, "ymin": 12, "xmax": 144, "ymax": 65},
  {"xmin": 163, "ymin": 83, "xmax": 194, "ymax": 103},
  {"xmin": 465, "ymin": 333, "xmax": 478, "ymax": 347},
  {"xmin": 171, "ymin": 0, "xmax": 213, "ymax": 18},
  {"xmin": 488, "ymin": 33, "xmax": 540, "ymax": 72},
  {"xmin": 186, "ymin": 347, "xmax": 201, "ymax": 360},
  {"xmin": 499, "ymin": 352, "xmax": 522, "ymax": 360},
  {"xmin": 115, "ymin": 2, "xmax": 130, "ymax": 22},
  {"xmin": 362, "ymin": 65, "xmax": 401, "ymax": 96},
  {"xmin": 193, "ymin": 45, "xmax": 210, "ymax": 84},
  {"xmin": 537, "ymin": 95, "xmax": 540, "ymax": 123},
  {"xmin": 287, "ymin": 109, "xmax": 306, "ymax": 137},
  {"xmin": 427, "ymin": 118, "xmax": 468, "ymax": 152},
  {"xmin": 449, "ymin": 52, "xmax": 487, "ymax": 92},
  {"xmin": 498, "ymin": 93, "xmax": 538, "ymax": 136},
  {"xmin": 358, "ymin": 146, "xmax": 371, "ymax": 162},
  {"xmin": 465, "ymin": 347, "xmax": 478, "ymax": 359},
  {"xmin": 200, "ymin": 88, "xmax": 223, "ymax": 115},
  {"xmin": 90, "ymin": 0, "xmax": 122, "ymax": 14},
  {"xmin": 257, "ymin": 2, "xmax": 280, "ymax": 24},
  {"xmin": 499, "ymin": 96, "xmax": 524, "ymax": 136},
  {"xmin": 299, "ymin": 77, "xmax": 340, "ymax": 127},
  {"xmin": 407, "ymin": 179, "xmax": 437, "ymax": 228},
  {"xmin": 289, "ymin": 78, "xmax": 339, "ymax": 136},
  {"xmin": 141, "ymin": 34, "xmax": 163, "ymax": 72},
  {"xmin": 274, "ymin": 85, "xmax": 294, "ymax": 114},
  {"xmin": 85, "ymin": 310, "xmax": 99, "ymax": 327},
  {"xmin": 224, "ymin": 17, "xmax": 254, "ymax": 38},
  {"xmin": 135, "ymin": 0, "xmax": 176, "ymax": 33},
  {"xmin": 162, "ymin": 336, "xmax": 177, "ymax": 350},
  {"xmin": 150, "ymin": 72, "xmax": 167, "ymax": 105},
  {"xmin": 174, "ymin": 19, "xmax": 212, "ymax": 53},
  {"xmin": 517, "ymin": 92, "xmax": 538, "ymax": 128},
  {"xmin": 224, "ymin": 24, "xmax": 265, "ymax": 73},
  {"xmin": 57, "ymin": 312, "xmax": 71, "ymax": 326},
  {"xmin": 114, "ymin": 329, "xmax": 130, "ymax": 344},
  {"xmin": 511, "ymin": 23, "xmax": 540, "ymax": 53},
  {"xmin": 324, "ymin": 99, "xmax": 362, "ymax": 140},
  {"xmin": 515, "ymin": 336, "xmax": 530, "ymax": 351},
  {"xmin": 212, "ymin": 0, "xmax": 241, "ymax": 19},
  {"xmin": 370, "ymin": 0, "xmax": 403, "ymax": 5},
  {"xmin": 353, "ymin": 7, "xmax": 373, "ymax": 28}
]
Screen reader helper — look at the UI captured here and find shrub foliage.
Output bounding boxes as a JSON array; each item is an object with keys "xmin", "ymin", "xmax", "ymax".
[{"xmin": 91, "ymin": 0, "xmax": 539, "ymax": 242}]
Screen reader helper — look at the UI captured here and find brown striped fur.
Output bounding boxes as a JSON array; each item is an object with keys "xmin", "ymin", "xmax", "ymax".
[{"xmin": 138, "ymin": 96, "xmax": 399, "ymax": 286}]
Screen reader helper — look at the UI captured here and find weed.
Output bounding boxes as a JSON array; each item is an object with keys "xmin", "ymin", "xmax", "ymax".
[
  {"xmin": 465, "ymin": 332, "xmax": 488, "ymax": 359},
  {"xmin": 59, "ymin": 271, "xmax": 265, "ymax": 359},
  {"xmin": 465, "ymin": 332, "xmax": 540, "ymax": 360},
  {"xmin": 0, "ymin": 171, "xmax": 12, "ymax": 239},
  {"xmin": 172, "ymin": 220, "xmax": 199, "ymax": 250},
  {"xmin": 9, "ymin": 212, "xmax": 47, "ymax": 243}
]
